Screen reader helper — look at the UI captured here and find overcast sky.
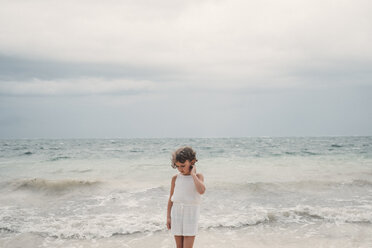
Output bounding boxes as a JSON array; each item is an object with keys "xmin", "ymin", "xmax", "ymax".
[{"xmin": 0, "ymin": 0, "xmax": 371, "ymax": 138}]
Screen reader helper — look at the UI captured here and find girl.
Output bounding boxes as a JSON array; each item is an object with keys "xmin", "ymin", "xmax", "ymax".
[{"xmin": 166, "ymin": 146, "xmax": 206, "ymax": 248}]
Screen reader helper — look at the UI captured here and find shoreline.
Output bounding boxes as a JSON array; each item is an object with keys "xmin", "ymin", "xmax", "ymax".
[{"xmin": 1, "ymin": 222, "xmax": 372, "ymax": 248}]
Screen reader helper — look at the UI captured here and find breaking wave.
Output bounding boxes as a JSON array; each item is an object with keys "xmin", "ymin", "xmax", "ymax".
[
  {"xmin": 211, "ymin": 179, "xmax": 372, "ymax": 193},
  {"xmin": 12, "ymin": 178, "xmax": 101, "ymax": 193},
  {"xmin": 1, "ymin": 204, "xmax": 371, "ymax": 240}
]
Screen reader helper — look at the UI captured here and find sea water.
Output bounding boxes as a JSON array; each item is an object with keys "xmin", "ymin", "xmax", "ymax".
[{"xmin": 0, "ymin": 137, "xmax": 371, "ymax": 247}]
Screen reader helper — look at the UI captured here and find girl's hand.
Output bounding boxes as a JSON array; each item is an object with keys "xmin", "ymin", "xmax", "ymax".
[
  {"xmin": 166, "ymin": 217, "xmax": 171, "ymax": 230},
  {"xmin": 191, "ymin": 165, "xmax": 197, "ymax": 175}
]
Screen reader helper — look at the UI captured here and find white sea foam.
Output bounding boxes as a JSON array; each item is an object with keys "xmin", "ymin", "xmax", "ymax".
[
  {"xmin": 10, "ymin": 178, "xmax": 101, "ymax": 193},
  {"xmin": 0, "ymin": 137, "xmax": 371, "ymax": 245}
]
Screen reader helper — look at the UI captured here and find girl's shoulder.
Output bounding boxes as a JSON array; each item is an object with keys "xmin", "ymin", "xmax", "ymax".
[
  {"xmin": 171, "ymin": 174, "xmax": 178, "ymax": 181},
  {"xmin": 170, "ymin": 174, "xmax": 178, "ymax": 187}
]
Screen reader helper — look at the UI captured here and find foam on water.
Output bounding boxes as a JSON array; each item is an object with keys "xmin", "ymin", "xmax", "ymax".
[
  {"xmin": 0, "ymin": 137, "xmax": 371, "ymax": 246},
  {"xmin": 1, "ymin": 200, "xmax": 371, "ymax": 240},
  {"xmin": 11, "ymin": 178, "xmax": 101, "ymax": 193}
]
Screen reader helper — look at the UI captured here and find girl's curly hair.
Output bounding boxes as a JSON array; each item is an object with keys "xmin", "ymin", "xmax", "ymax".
[{"xmin": 171, "ymin": 146, "xmax": 198, "ymax": 169}]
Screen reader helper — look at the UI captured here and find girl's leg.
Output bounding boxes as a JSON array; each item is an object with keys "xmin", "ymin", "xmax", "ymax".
[
  {"xmin": 174, "ymin": 235, "xmax": 184, "ymax": 248},
  {"xmin": 183, "ymin": 236, "xmax": 195, "ymax": 248}
]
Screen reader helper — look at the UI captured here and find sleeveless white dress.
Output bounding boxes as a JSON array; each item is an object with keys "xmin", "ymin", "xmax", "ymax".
[{"xmin": 170, "ymin": 173, "xmax": 202, "ymax": 236}]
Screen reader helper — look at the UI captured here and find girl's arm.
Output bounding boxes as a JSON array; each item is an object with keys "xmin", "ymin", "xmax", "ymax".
[
  {"xmin": 191, "ymin": 170, "xmax": 206, "ymax": 195},
  {"xmin": 166, "ymin": 175, "xmax": 177, "ymax": 229}
]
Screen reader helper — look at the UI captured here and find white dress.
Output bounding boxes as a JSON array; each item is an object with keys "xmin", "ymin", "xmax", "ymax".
[{"xmin": 170, "ymin": 173, "xmax": 202, "ymax": 236}]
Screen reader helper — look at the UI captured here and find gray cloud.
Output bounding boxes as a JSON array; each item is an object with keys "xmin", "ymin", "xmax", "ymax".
[
  {"xmin": 1, "ymin": 0, "xmax": 371, "ymax": 86},
  {"xmin": 0, "ymin": 54, "xmax": 176, "ymax": 81},
  {"xmin": 0, "ymin": 0, "xmax": 371, "ymax": 137}
]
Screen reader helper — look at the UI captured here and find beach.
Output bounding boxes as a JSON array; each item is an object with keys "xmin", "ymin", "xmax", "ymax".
[
  {"xmin": 2, "ymin": 223, "xmax": 372, "ymax": 247},
  {"xmin": 1, "ymin": 137, "xmax": 371, "ymax": 247}
]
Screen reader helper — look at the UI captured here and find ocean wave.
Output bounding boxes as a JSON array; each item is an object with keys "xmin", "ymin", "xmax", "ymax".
[
  {"xmin": 278, "ymin": 205, "xmax": 372, "ymax": 224},
  {"xmin": 69, "ymin": 169, "xmax": 93, "ymax": 173},
  {"xmin": 350, "ymin": 179, "xmax": 372, "ymax": 186},
  {"xmin": 102, "ymin": 148, "xmax": 123, "ymax": 152},
  {"xmin": 12, "ymin": 146, "xmax": 28, "ymax": 151},
  {"xmin": 12, "ymin": 178, "xmax": 101, "ymax": 193},
  {"xmin": 49, "ymin": 156, "xmax": 71, "ymax": 161},
  {"xmin": 0, "ymin": 227, "xmax": 17, "ymax": 234},
  {"xmin": 211, "ymin": 179, "xmax": 372, "ymax": 192},
  {"xmin": 201, "ymin": 205, "xmax": 372, "ymax": 230},
  {"xmin": 1, "ymin": 204, "xmax": 371, "ymax": 240},
  {"xmin": 129, "ymin": 149, "xmax": 144, "ymax": 153},
  {"xmin": 301, "ymin": 150, "xmax": 319, "ymax": 155},
  {"xmin": 48, "ymin": 147, "xmax": 62, "ymax": 150},
  {"xmin": 201, "ymin": 215, "xmax": 273, "ymax": 230},
  {"xmin": 132, "ymin": 185, "xmax": 167, "ymax": 195},
  {"xmin": 284, "ymin": 151, "xmax": 297, "ymax": 155},
  {"xmin": 0, "ymin": 211, "xmax": 165, "ymax": 240}
]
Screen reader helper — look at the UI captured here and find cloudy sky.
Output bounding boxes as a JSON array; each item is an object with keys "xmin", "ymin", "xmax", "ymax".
[{"xmin": 0, "ymin": 0, "xmax": 371, "ymax": 138}]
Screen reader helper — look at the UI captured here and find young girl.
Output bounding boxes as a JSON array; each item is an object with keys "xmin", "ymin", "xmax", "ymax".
[{"xmin": 166, "ymin": 146, "xmax": 206, "ymax": 248}]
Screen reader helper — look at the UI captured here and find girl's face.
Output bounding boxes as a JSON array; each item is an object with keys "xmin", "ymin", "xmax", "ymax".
[{"xmin": 175, "ymin": 160, "xmax": 192, "ymax": 175}]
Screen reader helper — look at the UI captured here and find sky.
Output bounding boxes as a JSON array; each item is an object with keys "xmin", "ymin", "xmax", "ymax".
[{"xmin": 0, "ymin": 0, "xmax": 371, "ymax": 138}]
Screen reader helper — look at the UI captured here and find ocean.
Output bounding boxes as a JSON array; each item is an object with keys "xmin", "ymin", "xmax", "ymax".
[{"xmin": 0, "ymin": 137, "xmax": 371, "ymax": 247}]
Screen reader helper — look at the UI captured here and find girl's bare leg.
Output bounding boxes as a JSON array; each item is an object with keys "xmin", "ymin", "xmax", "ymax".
[
  {"xmin": 183, "ymin": 236, "xmax": 195, "ymax": 248},
  {"xmin": 174, "ymin": 235, "xmax": 184, "ymax": 248}
]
